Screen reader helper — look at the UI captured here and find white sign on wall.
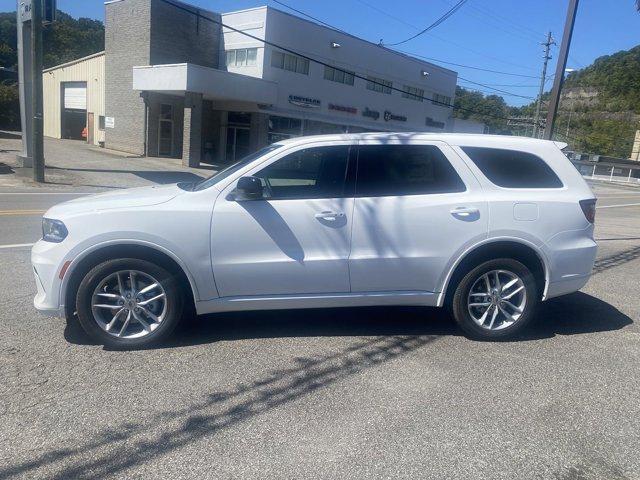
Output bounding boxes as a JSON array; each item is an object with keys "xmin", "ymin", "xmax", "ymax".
[
  {"xmin": 19, "ymin": 0, "xmax": 32, "ymax": 22},
  {"xmin": 105, "ymin": 117, "xmax": 115, "ymax": 129}
]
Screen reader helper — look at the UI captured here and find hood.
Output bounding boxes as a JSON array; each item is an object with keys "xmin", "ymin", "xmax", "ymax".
[{"xmin": 45, "ymin": 184, "xmax": 185, "ymax": 218}]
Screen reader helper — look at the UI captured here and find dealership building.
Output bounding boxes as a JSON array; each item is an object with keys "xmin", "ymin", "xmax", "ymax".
[{"xmin": 43, "ymin": 0, "xmax": 466, "ymax": 166}]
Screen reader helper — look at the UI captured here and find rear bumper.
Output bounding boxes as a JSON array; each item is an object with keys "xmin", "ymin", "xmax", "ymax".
[
  {"xmin": 544, "ymin": 225, "xmax": 597, "ymax": 300},
  {"xmin": 545, "ymin": 272, "xmax": 591, "ymax": 300}
]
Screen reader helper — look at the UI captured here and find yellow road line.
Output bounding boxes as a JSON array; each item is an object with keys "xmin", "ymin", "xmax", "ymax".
[{"xmin": 0, "ymin": 210, "xmax": 46, "ymax": 216}]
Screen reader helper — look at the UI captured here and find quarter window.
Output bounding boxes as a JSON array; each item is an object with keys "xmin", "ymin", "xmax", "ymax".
[
  {"xmin": 356, "ymin": 145, "xmax": 466, "ymax": 196},
  {"xmin": 226, "ymin": 48, "xmax": 258, "ymax": 67},
  {"xmin": 254, "ymin": 146, "xmax": 350, "ymax": 199},
  {"xmin": 366, "ymin": 76, "xmax": 392, "ymax": 94},
  {"xmin": 461, "ymin": 147, "xmax": 563, "ymax": 188},
  {"xmin": 271, "ymin": 50, "xmax": 310, "ymax": 75},
  {"xmin": 324, "ymin": 66, "xmax": 355, "ymax": 86}
]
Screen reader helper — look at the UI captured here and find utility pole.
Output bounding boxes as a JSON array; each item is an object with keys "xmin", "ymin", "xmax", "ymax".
[
  {"xmin": 31, "ymin": 0, "xmax": 45, "ymax": 182},
  {"xmin": 533, "ymin": 32, "xmax": 554, "ymax": 138},
  {"xmin": 544, "ymin": 0, "xmax": 580, "ymax": 140}
]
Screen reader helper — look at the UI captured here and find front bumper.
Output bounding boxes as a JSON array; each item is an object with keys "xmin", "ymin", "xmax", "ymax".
[{"xmin": 31, "ymin": 239, "xmax": 68, "ymax": 317}]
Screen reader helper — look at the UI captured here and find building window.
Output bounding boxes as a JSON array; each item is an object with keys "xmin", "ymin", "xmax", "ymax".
[
  {"xmin": 271, "ymin": 50, "xmax": 309, "ymax": 75},
  {"xmin": 366, "ymin": 76, "xmax": 392, "ymax": 94},
  {"xmin": 226, "ymin": 48, "xmax": 258, "ymax": 67},
  {"xmin": 432, "ymin": 93, "xmax": 452, "ymax": 107},
  {"xmin": 98, "ymin": 115, "xmax": 105, "ymax": 130},
  {"xmin": 268, "ymin": 115, "xmax": 303, "ymax": 143},
  {"xmin": 324, "ymin": 66, "xmax": 355, "ymax": 86},
  {"xmin": 402, "ymin": 85, "xmax": 424, "ymax": 102}
]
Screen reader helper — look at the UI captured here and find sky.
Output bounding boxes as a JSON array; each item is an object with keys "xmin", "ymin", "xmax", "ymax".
[{"xmin": 49, "ymin": 0, "xmax": 640, "ymax": 106}]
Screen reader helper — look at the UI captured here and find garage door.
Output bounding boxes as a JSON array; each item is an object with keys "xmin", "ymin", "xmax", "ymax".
[{"xmin": 63, "ymin": 82, "xmax": 87, "ymax": 110}]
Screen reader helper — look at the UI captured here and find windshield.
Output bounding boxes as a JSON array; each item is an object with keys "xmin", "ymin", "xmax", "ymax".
[{"xmin": 191, "ymin": 144, "xmax": 283, "ymax": 191}]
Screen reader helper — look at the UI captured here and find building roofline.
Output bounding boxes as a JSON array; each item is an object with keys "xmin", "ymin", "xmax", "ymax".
[
  {"xmin": 223, "ymin": 5, "xmax": 457, "ymax": 77},
  {"xmin": 43, "ymin": 51, "xmax": 105, "ymax": 73}
]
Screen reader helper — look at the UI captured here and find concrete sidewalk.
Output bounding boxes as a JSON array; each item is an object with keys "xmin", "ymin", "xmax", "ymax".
[{"xmin": 0, "ymin": 134, "xmax": 215, "ymax": 191}]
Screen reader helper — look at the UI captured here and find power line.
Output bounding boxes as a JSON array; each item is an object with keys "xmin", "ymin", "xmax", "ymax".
[
  {"xmin": 271, "ymin": 0, "xmax": 347, "ymax": 33},
  {"xmin": 158, "ymin": 0, "xmax": 528, "ymax": 125},
  {"xmin": 271, "ymin": 0, "xmax": 540, "ymax": 77},
  {"xmin": 434, "ymin": 0, "xmax": 544, "ymax": 45},
  {"xmin": 384, "ymin": 0, "xmax": 471, "ymax": 46},
  {"xmin": 457, "ymin": 77, "xmax": 536, "ymax": 100},
  {"xmin": 269, "ymin": 0, "xmax": 541, "ymax": 100},
  {"xmin": 353, "ymin": 0, "xmax": 540, "ymax": 72},
  {"xmin": 392, "ymin": 49, "xmax": 541, "ymax": 78},
  {"xmin": 465, "ymin": 2, "xmax": 547, "ymax": 40}
]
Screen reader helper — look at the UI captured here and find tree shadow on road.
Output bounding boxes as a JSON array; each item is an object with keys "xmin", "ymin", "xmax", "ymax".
[
  {"xmin": 7, "ymin": 331, "xmax": 442, "ymax": 479},
  {"xmin": 25, "ymin": 293, "xmax": 632, "ymax": 479}
]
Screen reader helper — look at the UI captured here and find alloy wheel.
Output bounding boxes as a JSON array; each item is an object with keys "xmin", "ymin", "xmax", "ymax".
[
  {"xmin": 467, "ymin": 269, "xmax": 527, "ymax": 331},
  {"xmin": 91, "ymin": 270, "xmax": 167, "ymax": 339}
]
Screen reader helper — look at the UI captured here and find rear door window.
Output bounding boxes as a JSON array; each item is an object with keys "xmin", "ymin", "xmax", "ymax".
[
  {"xmin": 461, "ymin": 146, "xmax": 563, "ymax": 188},
  {"xmin": 355, "ymin": 144, "xmax": 466, "ymax": 197}
]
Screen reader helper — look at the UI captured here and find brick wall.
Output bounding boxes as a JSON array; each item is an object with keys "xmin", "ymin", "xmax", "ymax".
[
  {"xmin": 105, "ymin": 0, "xmax": 222, "ymax": 157},
  {"xmin": 104, "ymin": 0, "xmax": 151, "ymax": 155},
  {"xmin": 150, "ymin": 0, "xmax": 221, "ymax": 68}
]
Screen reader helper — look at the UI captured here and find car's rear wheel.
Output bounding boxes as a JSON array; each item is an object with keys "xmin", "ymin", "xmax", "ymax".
[
  {"xmin": 451, "ymin": 258, "xmax": 539, "ymax": 340},
  {"xmin": 76, "ymin": 258, "xmax": 183, "ymax": 348}
]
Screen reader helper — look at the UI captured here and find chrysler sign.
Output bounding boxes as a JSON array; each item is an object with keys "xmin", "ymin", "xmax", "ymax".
[{"xmin": 288, "ymin": 95, "xmax": 321, "ymax": 108}]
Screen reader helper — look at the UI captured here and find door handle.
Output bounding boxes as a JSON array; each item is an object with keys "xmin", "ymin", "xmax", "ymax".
[
  {"xmin": 315, "ymin": 211, "xmax": 345, "ymax": 221},
  {"xmin": 450, "ymin": 206, "xmax": 479, "ymax": 218}
]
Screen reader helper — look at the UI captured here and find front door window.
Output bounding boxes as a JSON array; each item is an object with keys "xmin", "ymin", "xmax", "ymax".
[
  {"xmin": 158, "ymin": 104, "xmax": 173, "ymax": 157},
  {"xmin": 226, "ymin": 127, "xmax": 251, "ymax": 163}
]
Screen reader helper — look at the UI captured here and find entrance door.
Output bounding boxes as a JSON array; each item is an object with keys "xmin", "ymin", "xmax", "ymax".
[
  {"xmin": 87, "ymin": 113, "xmax": 94, "ymax": 144},
  {"xmin": 225, "ymin": 126, "xmax": 251, "ymax": 162},
  {"xmin": 212, "ymin": 142, "xmax": 355, "ymax": 297},
  {"xmin": 158, "ymin": 104, "xmax": 173, "ymax": 157}
]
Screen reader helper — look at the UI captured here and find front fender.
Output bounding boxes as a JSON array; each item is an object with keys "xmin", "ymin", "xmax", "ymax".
[{"xmin": 58, "ymin": 237, "xmax": 204, "ymax": 312}]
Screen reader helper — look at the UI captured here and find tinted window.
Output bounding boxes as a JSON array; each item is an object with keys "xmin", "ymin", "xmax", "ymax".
[
  {"xmin": 462, "ymin": 147, "xmax": 563, "ymax": 188},
  {"xmin": 254, "ymin": 146, "xmax": 350, "ymax": 199},
  {"xmin": 356, "ymin": 145, "xmax": 466, "ymax": 196}
]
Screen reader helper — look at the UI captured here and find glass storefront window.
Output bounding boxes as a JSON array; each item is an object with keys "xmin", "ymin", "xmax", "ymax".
[
  {"xmin": 228, "ymin": 112, "xmax": 252, "ymax": 125},
  {"xmin": 268, "ymin": 116, "xmax": 302, "ymax": 143}
]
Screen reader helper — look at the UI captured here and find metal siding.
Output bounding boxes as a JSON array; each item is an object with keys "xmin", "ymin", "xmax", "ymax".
[{"xmin": 43, "ymin": 53, "xmax": 105, "ymax": 145}]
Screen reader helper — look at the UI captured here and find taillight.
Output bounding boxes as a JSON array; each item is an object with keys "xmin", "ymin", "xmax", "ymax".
[{"xmin": 579, "ymin": 199, "xmax": 597, "ymax": 224}]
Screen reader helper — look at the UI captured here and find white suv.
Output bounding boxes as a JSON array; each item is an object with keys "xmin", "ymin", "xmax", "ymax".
[{"xmin": 32, "ymin": 133, "xmax": 597, "ymax": 347}]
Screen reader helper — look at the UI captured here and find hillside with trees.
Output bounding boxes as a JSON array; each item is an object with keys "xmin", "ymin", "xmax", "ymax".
[
  {"xmin": 0, "ymin": 10, "xmax": 104, "ymax": 129},
  {"xmin": 514, "ymin": 46, "xmax": 640, "ymax": 158}
]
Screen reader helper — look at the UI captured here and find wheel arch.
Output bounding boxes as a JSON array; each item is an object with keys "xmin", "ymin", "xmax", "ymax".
[
  {"xmin": 61, "ymin": 241, "xmax": 199, "ymax": 319},
  {"xmin": 437, "ymin": 238, "xmax": 550, "ymax": 308}
]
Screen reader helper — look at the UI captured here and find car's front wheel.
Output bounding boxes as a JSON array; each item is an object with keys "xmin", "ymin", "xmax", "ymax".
[
  {"xmin": 76, "ymin": 258, "xmax": 183, "ymax": 348},
  {"xmin": 451, "ymin": 258, "xmax": 539, "ymax": 340}
]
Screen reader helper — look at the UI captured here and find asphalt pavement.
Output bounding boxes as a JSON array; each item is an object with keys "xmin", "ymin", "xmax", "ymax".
[{"xmin": 0, "ymin": 180, "xmax": 639, "ymax": 480}]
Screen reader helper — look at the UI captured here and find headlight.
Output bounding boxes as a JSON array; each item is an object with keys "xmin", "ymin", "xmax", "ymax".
[{"xmin": 42, "ymin": 218, "xmax": 68, "ymax": 243}]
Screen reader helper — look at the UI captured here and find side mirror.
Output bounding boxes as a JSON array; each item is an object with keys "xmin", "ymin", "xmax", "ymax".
[{"xmin": 235, "ymin": 176, "xmax": 263, "ymax": 200}]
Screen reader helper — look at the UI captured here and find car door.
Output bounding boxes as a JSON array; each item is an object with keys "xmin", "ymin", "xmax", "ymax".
[
  {"xmin": 349, "ymin": 140, "xmax": 488, "ymax": 294},
  {"xmin": 211, "ymin": 142, "xmax": 355, "ymax": 297}
]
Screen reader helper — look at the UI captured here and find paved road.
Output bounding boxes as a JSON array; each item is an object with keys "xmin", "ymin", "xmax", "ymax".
[{"xmin": 0, "ymin": 181, "xmax": 639, "ymax": 479}]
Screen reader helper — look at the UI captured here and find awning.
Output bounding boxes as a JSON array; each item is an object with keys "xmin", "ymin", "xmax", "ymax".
[{"xmin": 132, "ymin": 63, "xmax": 278, "ymax": 105}]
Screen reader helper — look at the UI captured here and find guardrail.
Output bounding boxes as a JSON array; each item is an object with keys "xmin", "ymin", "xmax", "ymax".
[{"xmin": 571, "ymin": 160, "xmax": 640, "ymax": 184}]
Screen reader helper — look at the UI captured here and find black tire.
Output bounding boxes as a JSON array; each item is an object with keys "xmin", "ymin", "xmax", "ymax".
[
  {"xmin": 451, "ymin": 258, "xmax": 539, "ymax": 340},
  {"xmin": 76, "ymin": 258, "xmax": 183, "ymax": 348}
]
